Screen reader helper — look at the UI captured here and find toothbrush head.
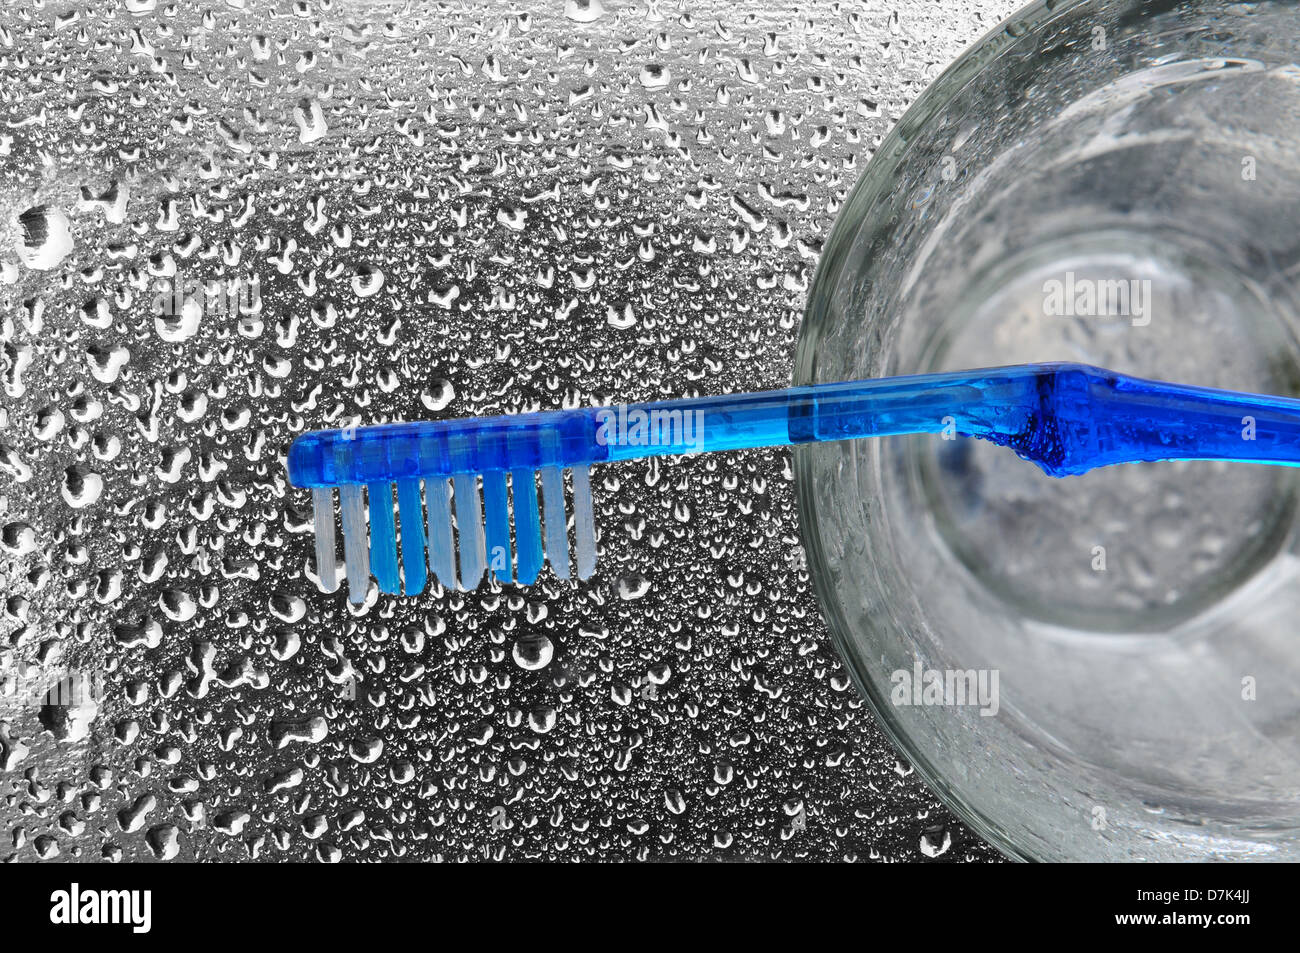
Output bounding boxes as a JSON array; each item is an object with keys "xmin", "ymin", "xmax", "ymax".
[{"xmin": 288, "ymin": 412, "xmax": 601, "ymax": 602}]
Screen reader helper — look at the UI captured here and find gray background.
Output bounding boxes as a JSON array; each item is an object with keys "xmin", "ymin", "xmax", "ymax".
[{"xmin": 0, "ymin": 0, "xmax": 1017, "ymax": 862}]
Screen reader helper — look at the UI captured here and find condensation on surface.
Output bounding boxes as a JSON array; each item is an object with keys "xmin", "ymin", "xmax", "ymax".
[{"xmin": 0, "ymin": 0, "xmax": 1016, "ymax": 862}]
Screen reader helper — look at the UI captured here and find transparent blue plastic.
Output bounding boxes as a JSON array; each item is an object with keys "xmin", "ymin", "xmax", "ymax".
[{"xmin": 286, "ymin": 362, "xmax": 1300, "ymax": 490}]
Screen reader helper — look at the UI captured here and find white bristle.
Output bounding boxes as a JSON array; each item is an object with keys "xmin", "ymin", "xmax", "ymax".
[
  {"xmin": 539, "ymin": 465, "xmax": 570, "ymax": 580},
  {"xmin": 453, "ymin": 472, "xmax": 486, "ymax": 589},
  {"xmin": 425, "ymin": 476, "xmax": 456, "ymax": 590},
  {"xmin": 311, "ymin": 486, "xmax": 339, "ymax": 592},
  {"xmin": 338, "ymin": 484, "xmax": 369, "ymax": 604},
  {"xmin": 571, "ymin": 466, "xmax": 596, "ymax": 581}
]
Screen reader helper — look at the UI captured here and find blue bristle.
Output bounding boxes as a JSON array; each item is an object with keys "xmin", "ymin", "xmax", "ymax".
[
  {"xmin": 396, "ymin": 478, "xmax": 427, "ymax": 595},
  {"xmin": 512, "ymin": 468, "xmax": 543, "ymax": 585},
  {"xmin": 482, "ymin": 470, "xmax": 512, "ymax": 583},
  {"xmin": 367, "ymin": 482, "xmax": 400, "ymax": 594}
]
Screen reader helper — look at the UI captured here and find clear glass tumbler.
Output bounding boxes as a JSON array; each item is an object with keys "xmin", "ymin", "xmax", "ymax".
[{"xmin": 796, "ymin": 0, "xmax": 1300, "ymax": 860}]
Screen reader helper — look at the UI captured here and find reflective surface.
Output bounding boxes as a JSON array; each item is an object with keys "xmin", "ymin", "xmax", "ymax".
[{"xmin": 0, "ymin": 0, "xmax": 1015, "ymax": 861}]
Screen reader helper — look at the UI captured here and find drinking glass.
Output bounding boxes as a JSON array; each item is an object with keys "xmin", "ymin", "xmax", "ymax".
[{"xmin": 796, "ymin": 0, "xmax": 1300, "ymax": 860}]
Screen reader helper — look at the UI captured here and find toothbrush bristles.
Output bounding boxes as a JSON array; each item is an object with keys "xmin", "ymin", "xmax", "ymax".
[
  {"xmin": 396, "ymin": 478, "xmax": 427, "ymax": 595},
  {"xmin": 572, "ymin": 466, "xmax": 597, "ymax": 581},
  {"xmin": 311, "ymin": 487, "xmax": 338, "ymax": 593},
  {"xmin": 368, "ymin": 481, "xmax": 401, "ymax": 594},
  {"xmin": 512, "ymin": 468, "xmax": 544, "ymax": 585},
  {"xmin": 425, "ymin": 476, "xmax": 456, "ymax": 591},
  {"xmin": 338, "ymin": 484, "xmax": 369, "ymax": 603},
  {"xmin": 482, "ymin": 470, "xmax": 513, "ymax": 584},
  {"xmin": 315, "ymin": 465, "xmax": 596, "ymax": 600},
  {"xmin": 453, "ymin": 472, "xmax": 486, "ymax": 590},
  {"xmin": 539, "ymin": 465, "xmax": 570, "ymax": 581}
]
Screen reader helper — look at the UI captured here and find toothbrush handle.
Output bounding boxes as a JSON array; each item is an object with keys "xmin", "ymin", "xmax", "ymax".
[
  {"xmin": 603, "ymin": 365, "xmax": 1042, "ymax": 460},
  {"xmin": 289, "ymin": 367, "xmax": 1043, "ymax": 487},
  {"xmin": 1049, "ymin": 366, "xmax": 1300, "ymax": 474},
  {"xmin": 286, "ymin": 362, "xmax": 1300, "ymax": 489},
  {"xmin": 612, "ymin": 364, "xmax": 1300, "ymax": 475}
]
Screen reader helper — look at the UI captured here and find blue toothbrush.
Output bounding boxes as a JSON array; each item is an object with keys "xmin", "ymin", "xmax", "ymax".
[{"xmin": 287, "ymin": 362, "xmax": 1300, "ymax": 602}]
